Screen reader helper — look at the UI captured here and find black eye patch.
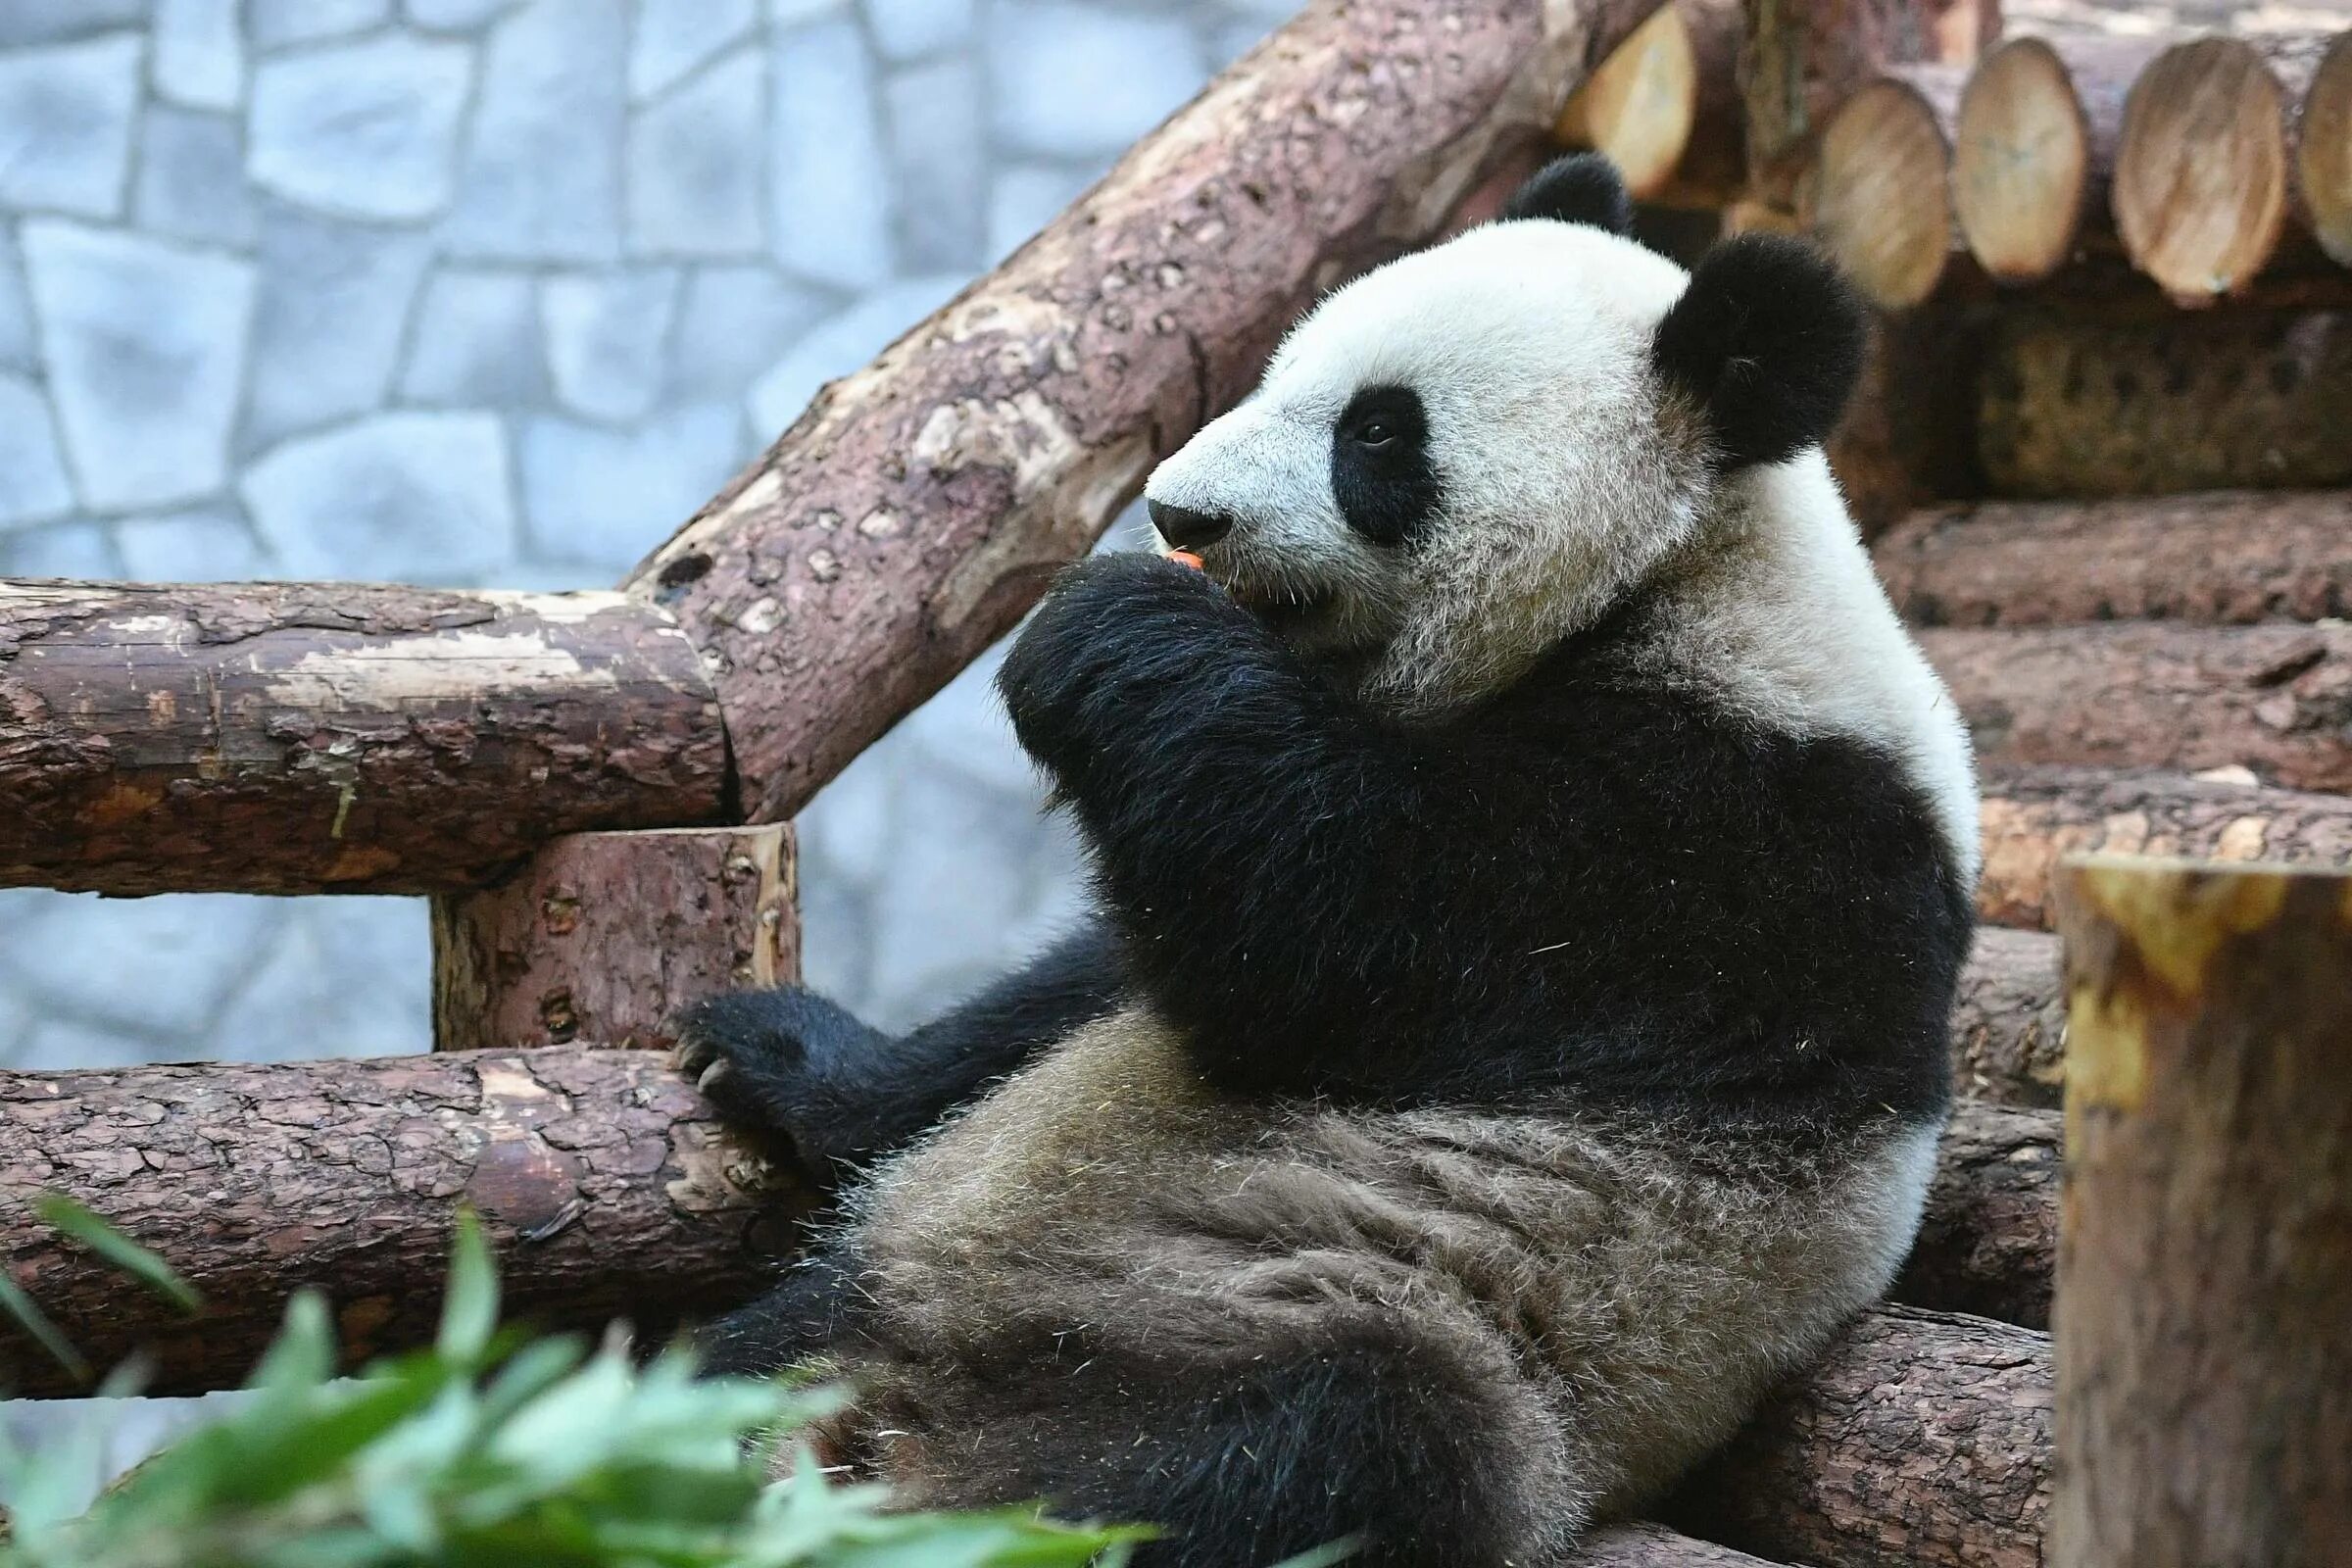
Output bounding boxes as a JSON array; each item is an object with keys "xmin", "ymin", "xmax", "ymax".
[{"xmin": 1331, "ymin": 384, "xmax": 1441, "ymax": 548}]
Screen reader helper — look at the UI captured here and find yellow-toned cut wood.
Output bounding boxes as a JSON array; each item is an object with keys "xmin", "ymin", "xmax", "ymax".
[
  {"xmin": 1803, "ymin": 69, "xmax": 1963, "ymax": 308},
  {"xmin": 2299, "ymin": 33, "xmax": 2352, "ymax": 267},
  {"xmin": 2113, "ymin": 37, "xmax": 2291, "ymax": 304}
]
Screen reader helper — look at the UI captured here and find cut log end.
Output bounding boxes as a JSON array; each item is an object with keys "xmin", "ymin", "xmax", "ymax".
[
  {"xmin": 1555, "ymin": 3, "xmax": 1698, "ymax": 200},
  {"xmin": 1954, "ymin": 37, "xmax": 2091, "ymax": 281},
  {"xmin": 1805, "ymin": 72, "xmax": 1960, "ymax": 309},
  {"xmin": 2300, "ymin": 33, "xmax": 2352, "ymax": 268},
  {"xmin": 2114, "ymin": 37, "xmax": 2292, "ymax": 305}
]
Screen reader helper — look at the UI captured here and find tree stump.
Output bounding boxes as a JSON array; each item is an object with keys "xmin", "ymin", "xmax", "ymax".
[{"xmin": 2052, "ymin": 857, "xmax": 2352, "ymax": 1566}]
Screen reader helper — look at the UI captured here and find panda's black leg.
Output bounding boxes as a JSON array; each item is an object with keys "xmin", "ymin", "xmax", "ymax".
[
  {"xmin": 672, "ymin": 922, "xmax": 1123, "ymax": 1173},
  {"xmin": 906, "ymin": 1335, "xmax": 1567, "ymax": 1568},
  {"xmin": 696, "ymin": 1249, "xmax": 866, "ymax": 1377}
]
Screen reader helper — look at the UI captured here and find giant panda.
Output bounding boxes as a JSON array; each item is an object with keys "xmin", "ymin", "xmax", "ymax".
[{"xmin": 674, "ymin": 153, "xmax": 1980, "ymax": 1568}]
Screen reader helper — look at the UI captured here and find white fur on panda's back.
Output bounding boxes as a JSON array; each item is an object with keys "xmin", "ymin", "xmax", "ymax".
[{"xmin": 841, "ymin": 1005, "xmax": 1943, "ymax": 1532}]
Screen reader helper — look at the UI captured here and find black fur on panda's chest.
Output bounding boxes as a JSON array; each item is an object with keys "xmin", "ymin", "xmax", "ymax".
[{"xmin": 1107, "ymin": 649, "xmax": 1971, "ymax": 1137}]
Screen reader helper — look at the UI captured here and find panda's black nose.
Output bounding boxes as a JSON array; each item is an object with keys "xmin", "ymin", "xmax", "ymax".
[{"xmin": 1148, "ymin": 499, "xmax": 1233, "ymax": 550}]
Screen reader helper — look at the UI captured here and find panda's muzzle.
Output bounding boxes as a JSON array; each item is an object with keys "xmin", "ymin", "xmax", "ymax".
[{"xmin": 1146, "ymin": 499, "xmax": 1233, "ymax": 551}]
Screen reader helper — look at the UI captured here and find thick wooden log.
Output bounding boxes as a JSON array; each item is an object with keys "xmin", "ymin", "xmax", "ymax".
[
  {"xmin": 2112, "ymin": 35, "xmax": 2329, "ymax": 305},
  {"xmin": 1556, "ymin": 0, "xmax": 1746, "ymax": 206},
  {"xmin": 1894, "ymin": 1101, "xmax": 2056, "ymax": 1331},
  {"xmin": 1925, "ymin": 622, "xmax": 2352, "ymax": 791},
  {"xmin": 2052, "ymin": 858, "xmax": 2352, "ymax": 1565},
  {"xmin": 0, "ymin": 1046, "xmax": 2050, "ymax": 1405},
  {"xmin": 625, "ymin": 0, "xmax": 1668, "ymax": 829},
  {"xmin": 2301, "ymin": 34, "xmax": 2352, "ymax": 267},
  {"xmin": 1573, "ymin": 1524, "xmax": 1797, "ymax": 1565},
  {"xmin": 1952, "ymin": 36, "xmax": 2154, "ymax": 282},
  {"xmin": 0, "ymin": 582, "xmax": 727, "ymax": 897},
  {"xmin": 1976, "ymin": 308, "xmax": 2352, "ymax": 497},
  {"xmin": 1740, "ymin": 0, "xmax": 1999, "ymax": 202},
  {"xmin": 1801, "ymin": 64, "xmax": 1965, "ymax": 308},
  {"xmin": 431, "ymin": 826, "xmax": 799, "ymax": 1054},
  {"xmin": 1977, "ymin": 766, "xmax": 2352, "ymax": 931},
  {"xmin": 1668, "ymin": 1304, "xmax": 2051, "ymax": 1568},
  {"xmin": 1951, "ymin": 926, "xmax": 2065, "ymax": 1106},
  {"xmin": 0, "ymin": 1047, "xmax": 806, "ymax": 1398},
  {"xmin": 1875, "ymin": 490, "xmax": 2352, "ymax": 627}
]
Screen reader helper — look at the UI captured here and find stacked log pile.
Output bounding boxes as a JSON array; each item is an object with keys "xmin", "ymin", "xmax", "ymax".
[{"xmin": 3, "ymin": 0, "xmax": 2347, "ymax": 1561}]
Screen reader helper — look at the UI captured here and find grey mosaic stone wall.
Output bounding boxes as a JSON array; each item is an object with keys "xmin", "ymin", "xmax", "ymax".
[{"xmin": 0, "ymin": 0, "xmax": 1286, "ymax": 1086}]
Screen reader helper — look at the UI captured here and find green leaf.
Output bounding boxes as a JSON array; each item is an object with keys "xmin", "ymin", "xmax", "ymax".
[
  {"xmin": 31, "ymin": 1195, "xmax": 202, "ymax": 1314},
  {"xmin": 247, "ymin": 1289, "xmax": 336, "ymax": 1392},
  {"xmin": 437, "ymin": 1209, "xmax": 499, "ymax": 1367},
  {"xmin": 0, "ymin": 1266, "xmax": 88, "ymax": 1387}
]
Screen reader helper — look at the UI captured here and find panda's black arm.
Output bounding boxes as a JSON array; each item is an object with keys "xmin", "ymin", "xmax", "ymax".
[
  {"xmin": 1000, "ymin": 556, "xmax": 1509, "ymax": 1096},
  {"xmin": 675, "ymin": 921, "xmax": 1124, "ymax": 1170}
]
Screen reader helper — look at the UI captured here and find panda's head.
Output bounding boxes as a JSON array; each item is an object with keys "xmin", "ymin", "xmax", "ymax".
[{"xmin": 1143, "ymin": 154, "xmax": 1868, "ymax": 713}]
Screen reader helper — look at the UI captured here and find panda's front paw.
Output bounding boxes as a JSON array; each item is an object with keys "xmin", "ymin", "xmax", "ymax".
[
  {"xmin": 671, "ymin": 987, "xmax": 891, "ymax": 1173},
  {"xmin": 999, "ymin": 553, "xmax": 1232, "ymax": 770}
]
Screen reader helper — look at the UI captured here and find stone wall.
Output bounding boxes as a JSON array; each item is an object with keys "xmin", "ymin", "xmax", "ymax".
[{"xmin": 0, "ymin": 0, "xmax": 1286, "ymax": 1082}]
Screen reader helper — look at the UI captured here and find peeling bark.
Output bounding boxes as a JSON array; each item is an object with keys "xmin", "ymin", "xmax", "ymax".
[
  {"xmin": 1951, "ymin": 927, "xmax": 2065, "ymax": 1107},
  {"xmin": 623, "ymin": 0, "xmax": 1670, "ymax": 827},
  {"xmin": 1894, "ymin": 1102, "xmax": 2057, "ymax": 1331},
  {"xmin": 1927, "ymin": 622, "xmax": 2352, "ymax": 792},
  {"xmin": 1978, "ymin": 766, "xmax": 2352, "ymax": 931},
  {"xmin": 2053, "ymin": 859, "xmax": 2352, "ymax": 1566},
  {"xmin": 432, "ymin": 827, "xmax": 799, "ymax": 1053},
  {"xmin": 1670, "ymin": 1305, "xmax": 2051, "ymax": 1568},
  {"xmin": 0, "ymin": 1048, "xmax": 806, "ymax": 1398},
  {"xmin": 0, "ymin": 582, "xmax": 727, "ymax": 897},
  {"xmin": 1877, "ymin": 491, "xmax": 2352, "ymax": 627}
]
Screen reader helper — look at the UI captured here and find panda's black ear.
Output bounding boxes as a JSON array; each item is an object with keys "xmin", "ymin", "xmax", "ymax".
[
  {"xmin": 1500, "ymin": 153, "xmax": 1633, "ymax": 234},
  {"xmin": 1651, "ymin": 233, "xmax": 1868, "ymax": 467}
]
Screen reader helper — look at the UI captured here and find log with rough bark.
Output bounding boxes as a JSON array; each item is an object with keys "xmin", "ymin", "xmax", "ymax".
[
  {"xmin": 2052, "ymin": 858, "xmax": 2352, "ymax": 1566},
  {"xmin": 1800, "ymin": 64, "xmax": 1966, "ymax": 308},
  {"xmin": 2302, "ymin": 34, "xmax": 2352, "ymax": 266},
  {"xmin": 0, "ymin": 1046, "xmax": 2047, "ymax": 1406},
  {"xmin": 0, "ymin": 582, "xmax": 727, "ymax": 898},
  {"xmin": 0, "ymin": 1048, "xmax": 808, "ymax": 1398},
  {"xmin": 1975, "ymin": 308, "xmax": 2352, "ymax": 497},
  {"xmin": 1893, "ymin": 1101, "xmax": 2056, "ymax": 1330},
  {"xmin": 1951, "ymin": 927, "xmax": 2065, "ymax": 1106},
  {"xmin": 1573, "ymin": 1524, "xmax": 1799, "ymax": 1565},
  {"xmin": 1668, "ymin": 1303, "xmax": 2050, "ymax": 1568},
  {"xmin": 1976, "ymin": 766, "xmax": 2352, "ymax": 931},
  {"xmin": 1740, "ymin": 0, "xmax": 2000, "ymax": 204},
  {"xmin": 1925, "ymin": 622, "xmax": 2352, "ymax": 792},
  {"xmin": 1875, "ymin": 490, "xmax": 2352, "ymax": 627},
  {"xmin": 623, "ymin": 0, "xmax": 1669, "ymax": 830},
  {"xmin": 2112, "ymin": 34, "xmax": 2331, "ymax": 305},
  {"xmin": 1555, "ymin": 0, "xmax": 1745, "ymax": 206},
  {"xmin": 431, "ymin": 826, "xmax": 799, "ymax": 1054},
  {"xmin": 1951, "ymin": 35, "xmax": 2153, "ymax": 282}
]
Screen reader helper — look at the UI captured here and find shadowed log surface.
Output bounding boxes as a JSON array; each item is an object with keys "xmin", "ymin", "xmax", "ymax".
[
  {"xmin": 624, "ymin": 0, "xmax": 1669, "ymax": 827},
  {"xmin": 0, "ymin": 1048, "xmax": 806, "ymax": 1397},
  {"xmin": 0, "ymin": 581, "xmax": 727, "ymax": 897},
  {"xmin": 1670, "ymin": 1304, "xmax": 2051, "ymax": 1568},
  {"xmin": 1876, "ymin": 491, "xmax": 2352, "ymax": 627},
  {"xmin": 1977, "ymin": 766, "xmax": 2352, "ymax": 930},
  {"xmin": 1976, "ymin": 309, "xmax": 2352, "ymax": 497},
  {"xmin": 1926, "ymin": 622, "xmax": 2352, "ymax": 792},
  {"xmin": 432, "ymin": 826, "xmax": 800, "ymax": 1054},
  {"xmin": 1894, "ymin": 1102, "xmax": 2057, "ymax": 1330},
  {"xmin": 1951, "ymin": 927, "xmax": 2064, "ymax": 1106}
]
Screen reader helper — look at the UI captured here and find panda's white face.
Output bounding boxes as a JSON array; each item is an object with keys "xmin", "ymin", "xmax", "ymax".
[{"xmin": 1144, "ymin": 220, "xmax": 1710, "ymax": 712}]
